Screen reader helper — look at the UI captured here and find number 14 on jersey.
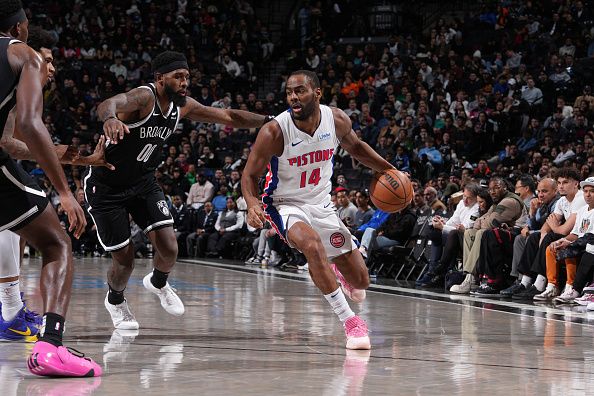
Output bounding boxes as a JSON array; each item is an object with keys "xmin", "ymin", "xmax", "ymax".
[{"xmin": 300, "ymin": 168, "xmax": 321, "ymax": 188}]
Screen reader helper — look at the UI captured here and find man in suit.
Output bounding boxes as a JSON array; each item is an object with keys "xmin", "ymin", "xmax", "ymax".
[
  {"xmin": 186, "ymin": 201, "xmax": 218, "ymax": 257},
  {"xmin": 171, "ymin": 195, "xmax": 192, "ymax": 257}
]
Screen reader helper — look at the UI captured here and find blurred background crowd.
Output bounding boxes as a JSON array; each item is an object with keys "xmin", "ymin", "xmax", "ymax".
[{"xmin": 16, "ymin": 0, "xmax": 594, "ymax": 293}]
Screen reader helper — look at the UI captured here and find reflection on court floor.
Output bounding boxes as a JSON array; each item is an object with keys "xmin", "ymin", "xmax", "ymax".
[{"xmin": 1, "ymin": 257, "xmax": 593, "ymax": 395}]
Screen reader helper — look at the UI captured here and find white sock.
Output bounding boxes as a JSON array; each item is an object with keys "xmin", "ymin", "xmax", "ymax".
[
  {"xmin": 520, "ymin": 275, "xmax": 533, "ymax": 288},
  {"xmin": 534, "ymin": 274, "xmax": 547, "ymax": 292},
  {"xmin": 0, "ymin": 281, "xmax": 23, "ymax": 321},
  {"xmin": 324, "ymin": 287, "xmax": 355, "ymax": 323}
]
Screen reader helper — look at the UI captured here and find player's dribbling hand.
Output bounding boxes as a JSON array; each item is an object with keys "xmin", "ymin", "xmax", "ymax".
[
  {"xmin": 247, "ymin": 206, "xmax": 267, "ymax": 229},
  {"xmin": 103, "ymin": 117, "xmax": 130, "ymax": 144},
  {"xmin": 61, "ymin": 193, "xmax": 87, "ymax": 239}
]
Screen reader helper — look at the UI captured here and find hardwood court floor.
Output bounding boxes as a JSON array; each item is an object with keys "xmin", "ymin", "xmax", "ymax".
[{"xmin": 2, "ymin": 257, "xmax": 594, "ymax": 395}]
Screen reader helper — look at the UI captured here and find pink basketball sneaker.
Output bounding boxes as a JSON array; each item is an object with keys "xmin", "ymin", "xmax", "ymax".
[
  {"xmin": 331, "ymin": 264, "xmax": 366, "ymax": 303},
  {"xmin": 27, "ymin": 341, "xmax": 102, "ymax": 377},
  {"xmin": 344, "ymin": 315, "xmax": 371, "ymax": 350}
]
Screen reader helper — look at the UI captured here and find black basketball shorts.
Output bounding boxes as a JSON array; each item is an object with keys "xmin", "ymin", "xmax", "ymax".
[
  {"xmin": 83, "ymin": 172, "xmax": 174, "ymax": 252},
  {"xmin": 0, "ymin": 158, "xmax": 49, "ymax": 232}
]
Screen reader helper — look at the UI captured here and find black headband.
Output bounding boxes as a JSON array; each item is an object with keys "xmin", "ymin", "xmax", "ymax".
[
  {"xmin": 154, "ymin": 60, "xmax": 189, "ymax": 75},
  {"xmin": 0, "ymin": 8, "xmax": 26, "ymax": 32}
]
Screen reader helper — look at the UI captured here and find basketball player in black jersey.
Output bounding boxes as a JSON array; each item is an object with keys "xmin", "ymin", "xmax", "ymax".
[
  {"xmin": 93, "ymin": 51, "xmax": 271, "ymax": 329},
  {"xmin": 0, "ymin": 26, "xmax": 112, "ymax": 343},
  {"xmin": 0, "ymin": 0, "xmax": 101, "ymax": 377}
]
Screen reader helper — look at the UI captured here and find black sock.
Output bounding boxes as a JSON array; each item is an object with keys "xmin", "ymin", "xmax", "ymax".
[
  {"xmin": 39, "ymin": 312, "xmax": 64, "ymax": 347},
  {"xmin": 108, "ymin": 284, "xmax": 125, "ymax": 305},
  {"xmin": 151, "ymin": 268, "xmax": 169, "ymax": 289}
]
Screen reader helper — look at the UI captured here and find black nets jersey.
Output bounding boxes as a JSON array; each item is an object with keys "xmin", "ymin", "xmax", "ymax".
[
  {"xmin": 0, "ymin": 37, "xmax": 21, "ymax": 161},
  {"xmin": 89, "ymin": 83, "xmax": 180, "ymax": 186}
]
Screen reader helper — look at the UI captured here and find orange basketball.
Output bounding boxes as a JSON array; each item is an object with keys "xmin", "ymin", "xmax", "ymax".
[{"xmin": 369, "ymin": 169, "xmax": 413, "ymax": 213}]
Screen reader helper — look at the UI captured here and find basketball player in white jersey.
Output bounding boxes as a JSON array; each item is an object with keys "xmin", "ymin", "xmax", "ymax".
[{"xmin": 242, "ymin": 70, "xmax": 396, "ymax": 349}]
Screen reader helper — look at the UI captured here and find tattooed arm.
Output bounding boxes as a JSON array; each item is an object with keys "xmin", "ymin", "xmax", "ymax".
[
  {"xmin": 96, "ymin": 86, "xmax": 154, "ymax": 144},
  {"xmin": 1, "ymin": 107, "xmax": 113, "ymax": 169}
]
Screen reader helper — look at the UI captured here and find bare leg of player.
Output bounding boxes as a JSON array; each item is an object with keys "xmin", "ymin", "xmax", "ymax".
[
  {"xmin": 16, "ymin": 207, "xmax": 73, "ymax": 321},
  {"xmin": 287, "ymin": 222, "xmax": 370, "ymax": 349},
  {"xmin": 0, "ymin": 231, "xmax": 26, "ymax": 341},
  {"xmin": 331, "ymin": 250, "xmax": 369, "ymax": 303},
  {"xmin": 16, "ymin": 205, "xmax": 102, "ymax": 377},
  {"xmin": 142, "ymin": 227, "xmax": 184, "ymax": 316},
  {"xmin": 108, "ymin": 245, "xmax": 135, "ymax": 294}
]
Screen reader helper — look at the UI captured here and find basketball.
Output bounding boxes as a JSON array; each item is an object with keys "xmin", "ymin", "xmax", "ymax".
[{"xmin": 369, "ymin": 169, "xmax": 413, "ymax": 213}]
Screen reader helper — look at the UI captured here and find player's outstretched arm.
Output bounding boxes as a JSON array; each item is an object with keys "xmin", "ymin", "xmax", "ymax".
[
  {"xmin": 181, "ymin": 97, "xmax": 270, "ymax": 128},
  {"xmin": 1, "ymin": 108, "xmax": 114, "ymax": 169},
  {"xmin": 97, "ymin": 87, "xmax": 154, "ymax": 144},
  {"xmin": 332, "ymin": 107, "xmax": 395, "ymax": 173},
  {"xmin": 241, "ymin": 121, "xmax": 284, "ymax": 229},
  {"xmin": 11, "ymin": 44, "xmax": 86, "ymax": 238}
]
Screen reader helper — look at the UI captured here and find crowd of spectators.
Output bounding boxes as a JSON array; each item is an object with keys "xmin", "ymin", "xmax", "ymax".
[{"xmin": 16, "ymin": 0, "xmax": 594, "ymax": 303}]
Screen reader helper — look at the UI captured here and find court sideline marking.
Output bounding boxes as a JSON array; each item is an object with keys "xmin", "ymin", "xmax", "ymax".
[{"xmin": 179, "ymin": 258, "xmax": 594, "ymax": 327}]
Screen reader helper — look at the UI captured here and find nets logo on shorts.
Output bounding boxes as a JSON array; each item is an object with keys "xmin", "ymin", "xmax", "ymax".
[
  {"xmin": 157, "ymin": 200, "xmax": 170, "ymax": 217},
  {"xmin": 330, "ymin": 232, "xmax": 345, "ymax": 248}
]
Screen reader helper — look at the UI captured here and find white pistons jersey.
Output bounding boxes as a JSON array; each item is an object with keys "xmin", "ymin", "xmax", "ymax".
[{"xmin": 263, "ymin": 105, "xmax": 338, "ymax": 205}]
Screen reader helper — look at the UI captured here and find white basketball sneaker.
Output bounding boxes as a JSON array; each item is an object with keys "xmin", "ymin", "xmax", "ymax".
[
  {"xmin": 142, "ymin": 273, "xmax": 185, "ymax": 316},
  {"xmin": 104, "ymin": 293, "xmax": 139, "ymax": 330}
]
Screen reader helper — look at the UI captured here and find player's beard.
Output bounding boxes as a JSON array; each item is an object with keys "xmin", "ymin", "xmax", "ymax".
[
  {"xmin": 291, "ymin": 99, "xmax": 316, "ymax": 120},
  {"xmin": 164, "ymin": 84, "xmax": 187, "ymax": 107}
]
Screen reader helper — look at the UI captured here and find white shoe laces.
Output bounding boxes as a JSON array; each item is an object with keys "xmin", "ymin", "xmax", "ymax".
[
  {"xmin": 113, "ymin": 301, "xmax": 136, "ymax": 322},
  {"xmin": 161, "ymin": 285, "xmax": 179, "ymax": 306}
]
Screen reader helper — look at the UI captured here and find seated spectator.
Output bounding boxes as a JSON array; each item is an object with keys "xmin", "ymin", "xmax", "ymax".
[
  {"xmin": 348, "ymin": 189, "xmax": 358, "ymax": 206},
  {"xmin": 197, "ymin": 146, "xmax": 218, "ymax": 168},
  {"xmin": 553, "ymin": 141, "xmax": 576, "ymax": 166},
  {"xmin": 171, "ymin": 167, "xmax": 190, "ymax": 200},
  {"xmin": 512, "ymin": 168, "xmax": 586, "ymax": 300},
  {"xmin": 500, "ymin": 178, "xmax": 560, "ymax": 297},
  {"xmin": 521, "ymin": 77, "xmax": 543, "ymax": 105},
  {"xmin": 227, "ymin": 170, "xmax": 242, "ymax": 196},
  {"xmin": 358, "ymin": 205, "xmax": 417, "ymax": 259},
  {"xmin": 245, "ymin": 224, "xmax": 276, "ymax": 266},
  {"xmin": 514, "ymin": 172, "xmax": 536, "ymax": 199},
  {"xmin": 350, "ymin": 190, "xmax": 375, "ymax": 234},
  {"xmin": 171, "ymin": 195, "xmax": 192, "ymax": 257},
  {"xmin": 336, "ymin": 187, "xmax": 357, "ymax": 228},
  {"xmin": 450, "ymin": 177, "xmax": 525, "ymax": 294},
  {"xmin": 417, "ymin": 183, "xmax": 481, "ymax": 288},
  {"xmin": 422, "ymin": 189, "xmax": 493, "ymax": 288},
  {"xmin": 412, "ymin": 190, "xmax": 431, "ymax": 215},
  {"xmin": 354, "ymin": 208, "xmax": 390, "ymax": 243},
  {"xmin": 392, "ymin": 145, "xmax": 411, "ymax": 173},
  {"xmin": 186, "ymin": 202, "xmax": 218, "ymax": 258},
  {"xmin": 187, "ymin": 172, "xmax": 215, "ymax": 209},
  {"xmin": 418, "ymin": 137, "xmax": 443, "ymax": 168},
  {"xmin": 539, "ymin": 177, "xmax": 594, "ymax": 303},
  {"xmin": 130, "ymin": 219, "xmax": 150, "ymax": 258},
  {"xmin": 423, "ymin": 187, "xmax": 447, "ymax": 214},
  {"xmin": 436, "ymin": 172, "xmax": 460, "ymax": 204},
  {"xmin": 212, "ymin": 185, "xmax": 230, "ymax": 213},
  {"xmin": 206, "ymin": 198, "xmax": 245, "ymax": 257}
]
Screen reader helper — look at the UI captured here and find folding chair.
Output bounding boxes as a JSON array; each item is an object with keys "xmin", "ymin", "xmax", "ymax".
[{"xmin": 368, "ymin": 209, "xmax": 431, "ymax": 279}]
